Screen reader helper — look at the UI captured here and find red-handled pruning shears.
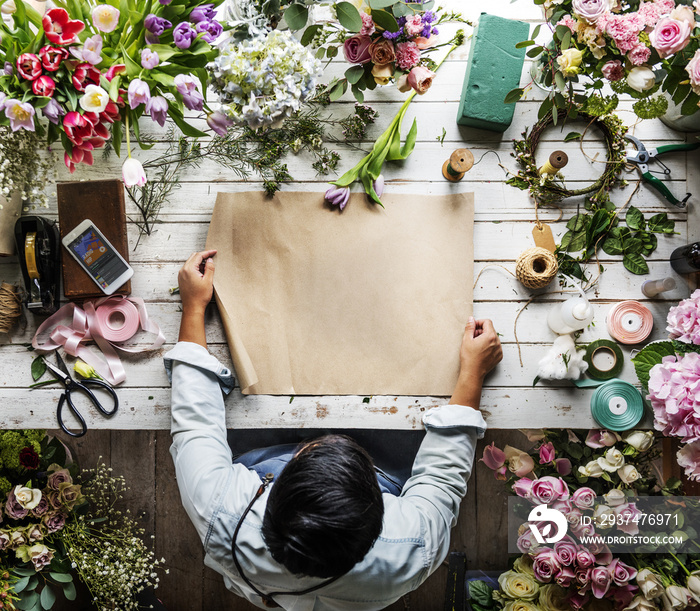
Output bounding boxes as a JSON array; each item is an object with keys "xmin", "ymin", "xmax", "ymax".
[{"xmin": 625, "ymin": 135, "xmax": 700, "ymax": 208}]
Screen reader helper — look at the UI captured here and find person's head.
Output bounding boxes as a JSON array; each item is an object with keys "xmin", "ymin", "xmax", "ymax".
[{"xmin": 261, "ymin": 434, "xmax": 384, "ymax": 578}]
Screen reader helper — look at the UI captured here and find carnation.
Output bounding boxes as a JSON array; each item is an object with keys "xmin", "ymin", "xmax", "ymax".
[
  {"xmin": 628, "ymin": 44, "xmax": 652, "ymax": 66},
  {"xmin": 667, "ymin": 289, "xmax": 700, "ymax": 344},
  {"xmin": 649, "ymin": 353, "xmax": 700, "ymax": 443},
  {"xmin": 395, "ymin": 42, "xmax": 420, "ymax": 70}
]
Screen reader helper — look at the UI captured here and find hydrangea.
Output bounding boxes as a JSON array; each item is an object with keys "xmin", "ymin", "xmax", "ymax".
[
  {"xmin": 667, "ymin": 289, "xmax": 700, "ymax": 344},
  {"xmin": 649, "ymin": 352, "xmax": 700, "ymax": 443},
  {"xmin": 209, "ymin": 30, "xmax": 322, "ymax": 129}
]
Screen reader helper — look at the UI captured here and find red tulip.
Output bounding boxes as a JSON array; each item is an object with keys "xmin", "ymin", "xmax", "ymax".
[
  {"xmin": 42, "ymin": 8, "xmax": 85, "ymax": 45},
  {"xmin": 32, "ymin": 75, "xmax": 56, "ymax": 97},
  {"xmin": 39, "ymin": 46, "xmax": 68, "ymax": 72},
  {"xmin": 16, "ymin": 53, "xmax": 42, "ymax": 81},
  {"xmin": 71, "ymin": 62, "xmax": 100, "ymax": 92}
]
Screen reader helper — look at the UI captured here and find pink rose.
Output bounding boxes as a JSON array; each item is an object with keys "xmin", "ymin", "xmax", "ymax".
[
  {"xmin": 650, "ymin": 17, "xmax": 692, "ymax": 58},
  {"xmin": 572, "ymin": 0, "xmax": 611, "ymax": 23},
  {"xmin": 568, "ymin": 592, "xmax": 590, "ymax": 610},
  {"xmin": 613, "ymin": 502, "xmax": 641, "ymax": 535},
  {"xmin": 609, "ymin": 558, "xmax": 637, "ymax": 586},
  {"xmin": 575, "ymin": 566, "xmax": 591, "ymax": 588},
  {"xmin": 414, "ymin": 36, "xmax": 436, "ymax": 50},
  {"xmin": 533, "ymin": 548, "xmax": 561, "ymax": 582},
  {"xmin": 555, "ymin": 458, "xmax": 572, "ymax": 476},
  {"xmin": 343, "ymin": 35, "xmax": 372, "ymax": 65},
  {"xmin": 530, "ymin": 476, "xmax": 570, "ymax": 504},
  {"xmin": 516, "ymin": 530, "xmax": 539, "ymax": 553},
  {"xmin": 571, "ymin": 518, "xmax": 595, "ymax": 538},
  {"xmin": 480, "ymin": 442, "xmax": 506, "ymax": 470},
  {"xmin": 590, "ymin": 565, "xmax": 612, "ymax": 599},
  {"xmin": 539, "ymin": 442, "xmax": 556, "ymax": 464},
  {"xmin": 395, "ymin": 41, "xmax": 420, "ymax": 71},
  {"xmin": 602, "ymin": 59, "xmax": 625, "ymax": 81},
  {"xmin": 576, "ymin": 547, "xmax": 596, "ymax": 568},
  {"xmin": 628, "ymin": 44, "xmax": 652, "ymax": 65},
  {"xmin": 677, "ymin": 440, "xmax": 700, "ymax": 481},
  {"xmin": 572, "ymin": 487, "xmax": 597, "ymax": 510},
  {"xmin": 554, "ymin": 537, "xmax": 578, "ymax": 566},
  {"xmin": 513, "ymin": 477, "xmax": 533, "ymax": 498},
  {"xmin": 360, "ymin": 12, "xmax": 375, "ymax": 36},
  {"xmin": 407, "ymin": 66, "xmax": 435, "ymax": 94},
  {"xmin": 585, "ymin": 430, "xmax": 619, "ymax": 448},
  {"xmin": 494, "ymin": 465, "xmax": 507, "ymax": 480},
  {"xmin": 555, "ymin": 565, "xmax": 576, "ymax": 588},
  {"xmin": 369, "ymin": 39, "xmax": 396, "ymax": 66},
  {"xmin": 591, "ymin": 542, "xmax": 613, "ymax": 565}
]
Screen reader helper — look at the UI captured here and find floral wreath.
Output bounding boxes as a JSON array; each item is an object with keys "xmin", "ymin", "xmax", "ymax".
[{"xmin": 506, "ymin": 108, "xmax": 629, "ymax": 204}]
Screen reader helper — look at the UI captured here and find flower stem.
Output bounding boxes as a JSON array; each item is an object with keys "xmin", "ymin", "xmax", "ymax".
[{"xmin": 125, "ymin": 112, "xmax": 131, "ymax": 158}]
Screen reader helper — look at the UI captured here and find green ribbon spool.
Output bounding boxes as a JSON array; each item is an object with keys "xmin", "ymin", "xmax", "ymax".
[
  {"xmin": 584, "ymin": 339, "xmax": 624, "ymax": 381},
  {"xmin": 590, "ymin": 380, "xmax": 645, "ymax": 431}
]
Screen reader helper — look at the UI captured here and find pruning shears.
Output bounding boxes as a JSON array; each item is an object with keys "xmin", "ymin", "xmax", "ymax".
[{"xmin": 625, "ymin": 135, "xmax": 700, "ymax": 208}]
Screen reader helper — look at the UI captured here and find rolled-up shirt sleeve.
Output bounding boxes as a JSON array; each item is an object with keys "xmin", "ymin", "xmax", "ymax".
[
  {"xmin": 400, "ymin": 404, "xmax": 487, "ymax": 580},
  {"xmin": 164, "ymin": 341, "xmax": 259, "ymax": 543}
]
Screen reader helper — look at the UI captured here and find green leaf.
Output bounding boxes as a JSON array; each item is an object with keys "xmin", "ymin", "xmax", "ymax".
[
  {"xmin": 560, "ymin": 230, "xmax": 586, "ymax": 252},
  {"xmin": 328, "ymin": 78, "xmax": 347, "ymax": 101},
  {"xmin": 169, "ymin": 109, "xmax": 207, "ymax": 138},
  {"xmin": 625, "ymin": 206, "xmax": 645, "ymax": 231},
  {"xmin": 601, "ymin": 237, "xmax": 623, "ymax": 255},
  {"xmin": 515, "ymin": 40, "xmax": 535, "ymax": 49},
  {"xmin": 15, "ymin": 592, "xmax": 39, "ymax": 611},
  {"xmin": 564, "ymin": 132, "xmax": 581, "ymax": 142},
  {"xmin": 504, "ymin": 88, "xmax": 524, "ymax": 104},
  {"xmin": 638, "ymin": 231, "xmax": 657, "ymax": 256},
  {"xmin": 31, "ymin": 356, "xmax": 46, "ymax": 382},
  {"xmin": 40, "ymin": 586, "xmax": 55, "ymax": 610},
  {"xmin": 345, "ymin": 65, "xmax": 364, "ymax": 84},
  {"xmin": 648, "ymin": 213, "xmax": 675, "ymax": 234},
  {"xmin": 62, "ymin": 581, "xmax": 76, "ymax": 601},
  {"xmin": 468, "ymin": 580, "xmax": 494, "ymax": 608},
  {"xmin": 623, "ymin": 253, "xmax": 649, "ymax": 275},
  {"xmin": 48, "ymin": 572, "xmax": 72, "ymax": 583},
  {"xmin": 283, "ymin": 3, "xmax": 308, "ymax": 30},
  {"xmin": 300, "ymin": 23, "xmax": 321, "ymax": 46},
  {"xmin": 632, "ymin": 340, "xmax": 676, "ymax": 388},
  {"xmin": 566, "ymin": 213, "xmax": 589, "ymax": 232},
  {"xmin": 14, "ymin": 576, "xmax": 31, "ymax": 593},
  {"xmin": 368, "ymin": 0, "xmax": 396, "ymax": 7},
  {"xmin": 369, "ymin": 8, "xmax": 398, "ymax": 33},
  {"xmin": 554, "ymin": 71, "xmax": 566, "ymax": 92},
  {"xmin": 112, "ymin": 120, "xmax": 122, "ymax": 158},
  {"xmin": 586, "ymin": 209, "xmax": 612, "ymax": 245},
  {"xmin": 624, "ymin": 237, "xmax": 644, "ymax": 255},
  {"xmin": 352, "ymin": 86, "xmax": 364, "ymax": 103},
  {"xmin": 336, "ymin": 1, "xmax": 362, "ymax": 32}
]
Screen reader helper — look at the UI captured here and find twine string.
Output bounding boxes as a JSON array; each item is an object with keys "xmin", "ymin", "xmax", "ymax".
[{"xmin": 0, "ymin": 283, "xmax": 22, "ymax": 334}]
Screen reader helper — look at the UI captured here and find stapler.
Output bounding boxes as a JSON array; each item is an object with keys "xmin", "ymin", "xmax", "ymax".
[{"xmin": 14, "ymin": 216, "xmax": 61, "ymax": 314}]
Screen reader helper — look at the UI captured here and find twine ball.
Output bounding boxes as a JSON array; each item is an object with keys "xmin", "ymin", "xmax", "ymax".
[
  {"xmin": 0, "ymin": 283, "xmax": 21, "ymax": 334},
  {"xmin": 515, "ymin": 247, "xmax": 558, "ymax": 289}
]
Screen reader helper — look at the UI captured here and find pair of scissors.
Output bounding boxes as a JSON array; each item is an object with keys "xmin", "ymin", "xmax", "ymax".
[
  {"xmin": 44, "ymin": 352, "xmax": 119, "ymax": 438},
  {"xmin": 625, "ymin": 135, "xmax": 700, "ymax": 208}
]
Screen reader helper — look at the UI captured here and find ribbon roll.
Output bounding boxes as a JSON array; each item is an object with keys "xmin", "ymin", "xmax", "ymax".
[
  {"xmin": 584, "ymin": 339, "xmax": 623, "ymax": 381},
  {"xmin": 32, "ymin": 295, "xmax": 165, "ymax": 385},
  {"xmin": 590, "ymin": 380, "xmax": 645, "ymax": 431},
  {"xmin": 606, "ymin": 300, "xmax": 653, "ymax": 344}
]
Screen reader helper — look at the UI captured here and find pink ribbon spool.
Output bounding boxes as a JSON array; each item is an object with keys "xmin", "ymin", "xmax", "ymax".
[
  {"xmin": 94, "ymin": 300, "xmax": 141, "ymax": 343},
  {"xmin": 606, "ymin": 300, "xmax": 654, "ymax": 344}
]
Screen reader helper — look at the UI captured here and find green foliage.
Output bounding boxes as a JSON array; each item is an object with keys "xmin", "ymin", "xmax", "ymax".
[
  {"xmin": 468, "ymin": 580, "xmax": 496, "ymax": 610},
  {"xmin": 632, "ymin": 341, "xmax": 678, "ymax": 389},
  {"xmin": 633, "ymin": 96, "xmax": 669, "ymax": 120}
]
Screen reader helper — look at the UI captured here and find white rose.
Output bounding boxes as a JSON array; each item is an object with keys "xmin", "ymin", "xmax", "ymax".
[
  {"xmin": 579, "ymin": 460, "xmax": 604, "ymax": 478},
  {"xmin": 592, "ymin": 504, "xmax": 614, "ymax": 528},
  {"xmin": 13, "ymin": 485, "xmax": 42, "ymax": 510},
  {"xmin": 598, "ymin": 448, "xmax": 625, "ymax": 472},
  {"xmin": 627, "ymin": 66, "xmax": 656, "ymax": 92},
  {"xmin": 625, "ymin": 595, "xmax": 661, "ymax": 611},
  {"xmin": 664, "ymin": 586, "xmax": 690, "ymax": 610},
  {"xmin": 618, "ymin": 464, "xmax": 641, "ymax": 484},
  {"xmin": 557, "ymin": 47, "xmax": 584, "ymax": 77},
  {"xmin": 687, "ymin": 572, "xmax": 700, "ymax": 604},
  {"xmin": 638, "ymin": 569, "xmax": 665, "ymax": 600},
  {"xmin": 624, "ymin": 431, "xmax": 655, "ymax": 452},
  {"xmin": 604, "ymin": 488, "xmax": 627, "ymax": 507}
]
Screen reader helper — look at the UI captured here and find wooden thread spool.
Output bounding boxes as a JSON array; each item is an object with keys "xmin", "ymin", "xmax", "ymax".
[
  {"xmin": 515, "ymin": 247, "xmax": 558, "ymax": 289},
  {"xmin": 442, "ymin": 148, "xmax": 474, "ymax": 182},
  {"xmin": 538, "ymin": 150, "xmax": 568, "ymax": 176}
]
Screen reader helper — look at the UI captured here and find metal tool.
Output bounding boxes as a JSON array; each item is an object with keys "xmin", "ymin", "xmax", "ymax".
[
  {"xmin": 625, "ymin": 135, "xmax": 700, "ymax": 208},
  {"xmin": 44, "ymin": 352, "xmax": 119, "ymax": 438}
]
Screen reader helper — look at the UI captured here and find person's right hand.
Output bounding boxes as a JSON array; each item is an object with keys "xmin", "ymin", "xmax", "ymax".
[
  {"xmin": 178, "ymin": 249, "xmax": 217, "ymax": 314},
  {"xmin": 457, "ymin": 317, "xmax": 503, "ymax": 382}
]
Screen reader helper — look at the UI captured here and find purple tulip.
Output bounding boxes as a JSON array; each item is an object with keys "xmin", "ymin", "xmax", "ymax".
[
  {"xmin": 144, "ymin": 13, "xmax": 172, "ymax": 36},
  {"xmin": 206, "ymin": 111, "xmax": 232, "ymax": 136},
  {"xmin": 4, "ymin": 61, "xmax": 13, "ymax": 75},
  {"xmin": 145, "ymin": 31, "xmax": 160, "ymax": 45},
  {"xmin": 195, "ymin": 19, "xmax": 222, "ymax": 43},
  {"xmin": 325, "ymin": 186, "xmax": 350, "ymax": 211},
  {"xmin": 146, "ymin": 95, "xmax": 168, "ymax": 127},
  {"xmin": 174, "ymin": 74, "xmax": 203, "ymax": 111},
  {"xmin": 189, "ymin": 3, "xmax": 216, "ymax": 23},
  {"xmin": 173, "ymin": 22, "xmax": 197, "ymax": 49},
  {"xmin": 42, "ymin": 98, "xmax": 65, "ymax": 124},
  {"xmin": 127, "ymin": 78, "xmax": 150, "ymax": 109},
  {"xmin": 373, "ymin": 175, "xmax": 384, "ymax": 198},
  {"xmin": 159, "ymin": 0, "xmax": 172, "ymax": 4},
  {"xmin": 141, "ymin": 48, "xmax": 160, "ymax": 69}
]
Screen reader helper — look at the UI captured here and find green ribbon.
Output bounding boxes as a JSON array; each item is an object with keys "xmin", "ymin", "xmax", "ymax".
[{"xmin": 574, "ymin": 378, "xmax": 645, "ymax": 431}]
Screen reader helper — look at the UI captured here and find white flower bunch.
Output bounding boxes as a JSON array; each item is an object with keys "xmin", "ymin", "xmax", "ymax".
[{"xmin": 209, "ymin": 30, "xmax": 322, "ymax": 129}]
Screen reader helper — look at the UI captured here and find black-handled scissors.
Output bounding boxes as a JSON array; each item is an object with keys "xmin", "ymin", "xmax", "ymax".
[{"xmin": 44, "ymin": 352, "xmax": 119, "ymax": 438}]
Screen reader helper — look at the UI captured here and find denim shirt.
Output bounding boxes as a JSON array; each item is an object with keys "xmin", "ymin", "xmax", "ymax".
[{"xmin": 165, "ymin": 342, "xmax": 487, "ymax": 611}]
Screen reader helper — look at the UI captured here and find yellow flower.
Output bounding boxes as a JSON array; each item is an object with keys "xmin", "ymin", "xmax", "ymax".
[
  {"xmin": 74, "ymin": 359, "xmax": 101, "ymax": 380},
  {"xmin": 498, "ymin": 570, "xmax": 540, "ymax": 601},
  {"xmin": 371, "ymin": 63, "xmax": 393, "ymax": 85},
  {"xmin": 503, "ymin": 601, "xmax": 542, "ymax": 611},
  {"xmin": 539, "ymin": 584, "xmax": 570, "ymax": 611},
  {"xmin": 556, "ymin": 48, "xmax": 584, "ymax": 77}
]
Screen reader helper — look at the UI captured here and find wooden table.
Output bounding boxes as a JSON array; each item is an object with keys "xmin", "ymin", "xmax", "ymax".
[{"xmin": 1, "ymin": 0, "xmax": 698, "ymax": 432}]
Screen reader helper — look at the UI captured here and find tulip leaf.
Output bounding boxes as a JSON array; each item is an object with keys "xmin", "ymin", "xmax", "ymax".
[
  {"xmin": 145, "ymin": 44, "xmax": 177, "ymax": 62},
  {"xmin": 112, "ymin": 121, "xmax": 122, "ymax": 158},
  {"xmin": 387, "ymin": 118, "xmax": 417, "ymax": 161},
  {"xmin": 283, "ymin": 3, "xmax": 308, "ymax": 30},
  {"xmin": 370, "ymin": 9, "xmax": 398, "ymax": 33},
  {"xmin": 336, "ymin": 2, "xmax": 362, "ymax": 32},
  {"xmin": 120, "ymin": 45, "xmax": 142, "ymax": 78},
  {"xmin": 168, "ymin": 108, "xmax": 207, "ymax": 138}
]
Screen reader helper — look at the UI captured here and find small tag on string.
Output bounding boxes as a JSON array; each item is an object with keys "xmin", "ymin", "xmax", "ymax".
[{"xmin": 532, "ymin": 223, "xmax": 556, "ymax": 253}]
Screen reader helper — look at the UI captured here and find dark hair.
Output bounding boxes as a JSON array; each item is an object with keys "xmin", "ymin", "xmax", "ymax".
[{"xmin": 261, "ymin": 434, "xmax": 384, "ymax": 578}]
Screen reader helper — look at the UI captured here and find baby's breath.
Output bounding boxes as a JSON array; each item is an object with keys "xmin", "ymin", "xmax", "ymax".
[{"xmin": 0, "ymin": 127, "xmax": 54, "ymax": 209}]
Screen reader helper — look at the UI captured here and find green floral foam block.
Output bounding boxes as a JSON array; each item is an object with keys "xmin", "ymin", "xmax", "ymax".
[{"xmin": 456, "ymin": 13, "xmax": 529, "ymax": 132}]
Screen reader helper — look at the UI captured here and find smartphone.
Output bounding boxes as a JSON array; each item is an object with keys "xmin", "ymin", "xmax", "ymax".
[{"xmin": 62, "ymin": 219, "xmax": 133, "ymax": 295}]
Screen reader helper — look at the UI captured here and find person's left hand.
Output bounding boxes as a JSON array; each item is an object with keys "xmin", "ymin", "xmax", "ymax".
[{"xmin": 178, "ymin": 250, "xmax": 217, "ymax": 314}]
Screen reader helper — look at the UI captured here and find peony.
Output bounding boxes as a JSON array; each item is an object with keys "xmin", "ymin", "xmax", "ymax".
[
  {"xmin": 618, "ymin": 464, "xmax": 640, "ymax": 484},
  {"xmin": 572, "ymin": 487, "xmax": 597, "ymax": 509},
  {"xmin": 572, "ymin": 0, "xmax": 611, "ymax": 23},
  {"xmin": 122, "ymin": 158, "xmax": 147, "ymax": 187},
  {"xmin": 627, "ymin": 65, "xmax": 656, "ymax": 92},
  {"xmin": 395, "ymin": 41, "xmax": 420, "ymax": 70},
  {"xmin": 624, "ymin": 430, "xmax": 655, "ymax": 452},
  {"xmin": 637, "ymin": 569, "xmax": 665, "ymax": 600},
  {"xmin": 369, "ymin": 39, "xmax": 396, "ymax": 66},
  {"xmin": 650, "ymin": 17, "xmax": 692, "ymax": 58},
  {"xmin": 498, "ymin": 570, "xmax": 540, "ymax": 600},
  {"xmin": 649, "ymin": 353, "xmax": 700, "ymax": 443},
  {"xmin": 79, "ymin": 84, "xmax": 109, "ymax": 113},
  {"xmin": 677, "ymin": 441, "xmax": 700, "ymax": 481},
  {"xmin": 530, "ymin": 476, "xmax": 569, "ymax": 504},
  {"xmin": 586, "ymin": 430, "xmax": 619, "ymax": 448},
  {"xmin": 92, "ymin": 4, "xmax": 120, "ymax": 32},
  {"xmin": 601, "ymin": 59, "xmax": 625, "ymax": 81},
  {"xmin": 667, "ymin": 290, "xmax": 700, "ymax": 344},
  {"xmin": 407, "ymin": 65, "xmax": 435, "ymax": 94},
  {"xmin": 557, "ymin": 47, "xmax": 584, "ymax": 76},
  {"xmin": 13, "ymin": 486, "xmax": 42, "ymax": 510}
]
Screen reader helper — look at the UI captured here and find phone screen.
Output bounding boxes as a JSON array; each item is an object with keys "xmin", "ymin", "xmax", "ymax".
[{"xmin": 67, "ymin": 227, "xmax": 129, "ymax": 290}]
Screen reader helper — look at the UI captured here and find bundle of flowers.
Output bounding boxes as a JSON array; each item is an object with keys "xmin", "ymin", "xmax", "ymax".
[
  {"xmin": 632, "ymin": 290, "xmax": 700, "ymax": 483},
  {"xmin": 0, "ymin": 0, "xmax": 226, "ymax": 187},
  {"xmin": 0, "ymin": 429, "xmax": 164, "ymax": 610},
  {"xmin": 510, "ymin": 0, "xmax": 700, "ymax": 121}
]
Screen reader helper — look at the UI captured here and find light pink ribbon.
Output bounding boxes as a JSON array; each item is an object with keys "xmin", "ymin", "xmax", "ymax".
[{"xmin": 32, "ymin": 296, "xmax": 166, "ymax": 385}]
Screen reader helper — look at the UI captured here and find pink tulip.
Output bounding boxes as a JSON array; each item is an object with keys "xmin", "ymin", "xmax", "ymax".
[
  {"xmin": 122, "ymin": 158, "xmax": 147, "ymax": 187},
  {"xmin": 480, "ymin": 442, "xmax": 506, "ymax": 470},
  {"xmin": 407, "ymin": 66, "xmax": 435, "ymax": 94}
]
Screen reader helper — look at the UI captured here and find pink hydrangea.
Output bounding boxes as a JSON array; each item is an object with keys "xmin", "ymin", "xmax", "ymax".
[
  {"xmin": 649, "ymin": 353, "xmax": 700, "ymax": 443},
  {"xmin": 667, "ymin": 289, "xmax": 700, "ymax": 344},
  {"xmin": 628, "ymin": 43, "xmax": 652, "ymax": 65},
  {"xmin": 677, "ymin": 440, "xmax": 700, "ymax": 481},
  {"xmin": 557, "ymin": 14, "xmax": 578, "ymax": 32},
  {"xmin": 360, "ymin": 12, "xmax": 375, "ymax": 37},
  {"xmin": 404, "ymin": 14, "xmax": 423, "ymax": 37},
  {"xmin": 602, "ymin": 59, "xmax": 625, "ymax": 80},
  {"xmin": 395, "ymin": 41, "xmax": 420, "ymax": 70}
]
